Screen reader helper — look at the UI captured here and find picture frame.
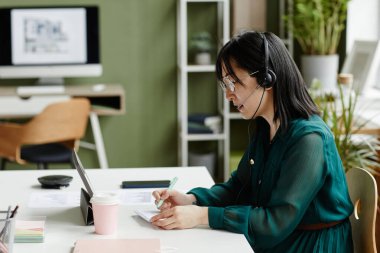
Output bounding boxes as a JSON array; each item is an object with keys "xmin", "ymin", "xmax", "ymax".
[{"xmin": 341, "ymin": 40, "xmax": 380, "ymax": 96}]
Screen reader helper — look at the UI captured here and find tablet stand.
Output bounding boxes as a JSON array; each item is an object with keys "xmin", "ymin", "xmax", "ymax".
[{"xmin": 80, "ymin": 188, "xmax": 94, "ymax": 225}]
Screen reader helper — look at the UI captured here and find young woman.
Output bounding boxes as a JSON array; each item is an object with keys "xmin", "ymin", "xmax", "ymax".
[{"xmin": 151, "ymin": 31, "xmax": 353, "ymax": 253}]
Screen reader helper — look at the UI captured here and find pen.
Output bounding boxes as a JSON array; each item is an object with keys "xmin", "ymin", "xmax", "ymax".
[
  {"xmin": 156, "ymin": 177, "xmax": 178, "ymax": 209},
  {"xmin": 10, "ymin": 205, "xmax": 19, "ymax": 219}
]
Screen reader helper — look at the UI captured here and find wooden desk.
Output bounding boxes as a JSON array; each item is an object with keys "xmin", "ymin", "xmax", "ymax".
[
  {"xmin": 0, "ymin": 84, "xmax": 125, "ymax": 168},
  {"xmin": 0, "ymin": 167, "xmax": 253, "ymax": 253}
]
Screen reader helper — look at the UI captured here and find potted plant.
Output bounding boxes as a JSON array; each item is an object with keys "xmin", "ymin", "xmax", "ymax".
[
  {"xmin": 310, "ymin": 75, "xmax": 380, "ymax": 173},
  {"xmin": 189, "ymin": 31, "xmax": 213, "ymax": 65},
  {"xmin": 286, "ymin": 0, "xmax": 350, "ymax": 93}
]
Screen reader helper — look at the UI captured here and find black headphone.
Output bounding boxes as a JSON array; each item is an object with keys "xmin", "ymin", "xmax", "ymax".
[{"xmin": 256, "ymin": 33, "xmax": 277, "ymax": 88}]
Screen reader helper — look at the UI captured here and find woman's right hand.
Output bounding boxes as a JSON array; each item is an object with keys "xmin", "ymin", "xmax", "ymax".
[{"xmin": 152, "ymin": 190, "xmax": 196, "ymax": 210}]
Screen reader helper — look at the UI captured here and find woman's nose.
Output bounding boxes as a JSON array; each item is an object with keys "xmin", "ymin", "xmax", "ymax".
[{"xmin": 225, "ymin": 89, "xmax": 234, "ymax": 101}]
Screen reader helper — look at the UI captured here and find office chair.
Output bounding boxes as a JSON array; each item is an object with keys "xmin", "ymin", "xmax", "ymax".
[
  {"xmin": 346, "ymin": 167, "xmax": 378, "ymax": 253},
  {"xmin": 0, "ymin": 98, "xmax": 90, "ymax": 170}
]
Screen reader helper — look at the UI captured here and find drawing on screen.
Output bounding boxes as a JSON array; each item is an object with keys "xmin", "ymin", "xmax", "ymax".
[{"xmin": 24, "ymin": 18, "xmax": 69, "ymax": 54}]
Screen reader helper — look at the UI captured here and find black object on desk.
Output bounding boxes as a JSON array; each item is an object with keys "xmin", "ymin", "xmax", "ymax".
[
  {"xmin": 72, "ymin": 151, "xmax": 95, "ymax": 225},
  {"xmin": 80, "ymin": 188, "xmax": 94, "ymax": 225},
  {"xmin": 121, "ymin": 180, "xmax": 170, "ymax": 189},
  {"xmin": 38, "ymin": 175, "xmax": 73, "ymax": 189}
]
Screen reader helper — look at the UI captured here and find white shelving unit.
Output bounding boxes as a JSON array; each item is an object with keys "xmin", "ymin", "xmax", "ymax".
[
  {"xmin": 177, "ymin": 0, "xmax": 292, "ymax": 181},
  {"xmin": 177, "ymin": 0, "xmax": 230, "ymax": 180}
]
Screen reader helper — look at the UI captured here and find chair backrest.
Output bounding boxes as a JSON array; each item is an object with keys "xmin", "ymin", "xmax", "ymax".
[
  {"xmin": 22, "ymin": 98, "xmax": 91, "ymax": 145},
  {"xmin": 346, "ymin": 167, "xmax": 378, "ymax": 253}
]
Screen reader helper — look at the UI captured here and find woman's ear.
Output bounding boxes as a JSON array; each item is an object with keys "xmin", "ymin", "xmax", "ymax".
[{"xmin": 264, "ymin": 86, "xmax": 273, "ymax": 91}]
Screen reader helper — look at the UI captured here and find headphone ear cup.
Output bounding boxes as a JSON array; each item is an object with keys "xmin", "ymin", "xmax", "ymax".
[
  {"xmin": 256, "ymin": 69, "xmax": 277, "ymax": 88},
  {"xmin": 266, "ymin": 69, "xmax": 277, "ymax": 87},
  {"xmin": 258, "ymin": 70, "xmax": 276, "ymax": 88}
]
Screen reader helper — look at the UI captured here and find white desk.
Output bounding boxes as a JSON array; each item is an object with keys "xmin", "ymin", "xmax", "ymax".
[
  {"xmin": 0, "ymin": 167, "xmax": 253, "ymax": 253},
  {"xmin": 0, "ymin": 84, "xmax": 126, "ymax": 169},
  {"xmin": 355, "ymin": 96, "xmax": 380, "ymax": 135}
]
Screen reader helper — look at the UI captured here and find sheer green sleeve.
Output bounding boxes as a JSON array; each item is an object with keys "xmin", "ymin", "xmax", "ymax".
[
  {"xmin": 188, "ymin": 168, "xmax": 242, "ymax": 207},
  {"xmin": 188, "ymin": 149, "xmax": 251, "ymax": 206},
  {"xmin": 195, "ymin": 133, "xmax": 327, "ymax": 249}
]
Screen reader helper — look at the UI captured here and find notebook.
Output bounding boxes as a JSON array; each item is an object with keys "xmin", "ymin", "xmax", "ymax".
[
  {"xmin": 134, "ymin": 209, "xmax": 159, "ymax": 223},
  {"xmin": 73, "ymin": 238, "xmax": 160, "ymax": 253},
  {"xmin": 14, "ymin": 219, "xmax": 45, "ymax": 243}
]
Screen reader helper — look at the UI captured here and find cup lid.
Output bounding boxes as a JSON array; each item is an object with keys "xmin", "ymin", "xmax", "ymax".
[{"xmin": 90, "ymin": 192, "xmax": 119, "ymax": 205}]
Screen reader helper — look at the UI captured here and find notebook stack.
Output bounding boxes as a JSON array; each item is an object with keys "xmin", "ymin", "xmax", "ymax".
[
  {"xmin": 14, "ymin": 219, "xmax": 45, "ymax": 243},
  {"xmin": 188, "ymin": 114, "xmax": 221, "ymax": 134}
]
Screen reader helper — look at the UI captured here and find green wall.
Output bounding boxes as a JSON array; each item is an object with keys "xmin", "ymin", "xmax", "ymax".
[
  {"xmin": 2, "ymin": 1, "xmax": 336, "ymax": 171},
  {"xmin": 0, "ymin": 0, "xmax": 179, "ymax": 169},
  {"xmin": 0, "ymin": 0, "xmax": 222, "ymax": 170}
]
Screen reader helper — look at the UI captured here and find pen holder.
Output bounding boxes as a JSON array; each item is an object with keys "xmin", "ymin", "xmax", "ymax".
[
  {"xmin": 80, "ymin": 188, "xmax": 94, "ymax": 226},
  {"xmin": 0, "ymin": 217, "xmax": 15, "ymax": 253}
]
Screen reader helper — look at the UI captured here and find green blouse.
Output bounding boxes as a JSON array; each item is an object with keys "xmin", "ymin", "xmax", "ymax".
[{"xmin": 189, "ymin": 115, "xmax": 353, "ymax": 253}]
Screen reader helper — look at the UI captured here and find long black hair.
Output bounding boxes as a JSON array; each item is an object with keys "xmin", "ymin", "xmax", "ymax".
[{"xmin": 216, "ymin": 31, "xmax": 319, "ymax": 131}]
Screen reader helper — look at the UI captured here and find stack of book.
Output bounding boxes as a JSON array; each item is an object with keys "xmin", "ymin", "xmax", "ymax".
[
  {"xmin": 188, "ymin": 114, "xmax": 221, "ymax": 134},
  {"xmin": 14, "ymin": 218, "xmax": 45, "ymax": 243}
]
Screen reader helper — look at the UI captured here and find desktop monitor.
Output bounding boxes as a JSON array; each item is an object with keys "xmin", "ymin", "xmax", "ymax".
[{"xmin": 0, "ymin": 6, "xmax": 101, "ymax": 85}]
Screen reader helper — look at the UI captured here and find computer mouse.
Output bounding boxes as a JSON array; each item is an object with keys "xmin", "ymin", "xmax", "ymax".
[{"xmin": 92, "ymin": 84, "xmax": 105, "ymax": 92}]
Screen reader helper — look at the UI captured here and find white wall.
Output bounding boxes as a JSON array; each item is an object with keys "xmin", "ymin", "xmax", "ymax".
[{"xmin": 347, "ymin": 0, "xmax": 379, "ymax": 52}]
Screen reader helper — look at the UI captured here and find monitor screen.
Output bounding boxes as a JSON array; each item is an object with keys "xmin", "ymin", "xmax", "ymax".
[{"xmin": 0, "ymin": 6, "xmax": 101, "ymax": 83}]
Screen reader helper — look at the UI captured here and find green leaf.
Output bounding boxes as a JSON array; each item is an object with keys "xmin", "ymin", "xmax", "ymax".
[
  {"xmin": 285, "ymin": 0, "xmax": 350, "ymax": 54},
  {"xmin": 308, "ymin": 81, "xmax": 380, "ymax": 175}
]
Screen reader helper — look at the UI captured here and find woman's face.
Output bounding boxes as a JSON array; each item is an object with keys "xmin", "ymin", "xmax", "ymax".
[{"xmin": 221, "ymin": 60, "xmax": 269, "ymax": 120}]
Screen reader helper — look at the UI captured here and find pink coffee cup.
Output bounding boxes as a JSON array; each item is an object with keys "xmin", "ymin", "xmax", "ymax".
[{"xmin": 90, "ymin": 193, "xmax": 119, "ymax": 235}]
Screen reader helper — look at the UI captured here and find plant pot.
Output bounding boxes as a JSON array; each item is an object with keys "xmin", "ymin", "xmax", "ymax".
[
  {"xmin": 194, "ymin": 52, "xmax": 211, "ymax": 65},
  {"xmin": 301, "ymin": 54, "xmax": 339, "ymax": 94}
]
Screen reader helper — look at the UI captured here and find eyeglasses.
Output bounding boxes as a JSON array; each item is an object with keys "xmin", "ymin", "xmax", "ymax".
[
  {"xmin": 219, "ymin": 71, "xmax": 259, "ymax": 92},
  {"xmin": 219, "ymin": 75, "xmax": 236, "ymax": 92}
]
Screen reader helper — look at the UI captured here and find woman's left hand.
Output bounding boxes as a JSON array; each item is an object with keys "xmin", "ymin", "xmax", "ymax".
[{"xmin": 150, "ymin": 205, "xmax": 208, "ymax": 229}]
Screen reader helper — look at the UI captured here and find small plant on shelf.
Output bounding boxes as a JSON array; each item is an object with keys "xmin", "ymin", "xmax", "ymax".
[{"xmin": 188, "ymin": 31, "xmax": 213, "ymax": 65}]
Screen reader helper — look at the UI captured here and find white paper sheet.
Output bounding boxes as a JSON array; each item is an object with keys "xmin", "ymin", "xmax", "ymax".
[
  {"xmin": 119, "ymin": 189, "xmax": 154, "ymax": 205},
  {"xmin": 134, "ymin": 209, "xmax": 159, "ymax": 222},
  {"xmin": 28, "ymin": 192, "xmax": 80, "ymax": 208},
  {"xmin": 28, "ymin": 189, "xmax": 158, "ymax": 208}
]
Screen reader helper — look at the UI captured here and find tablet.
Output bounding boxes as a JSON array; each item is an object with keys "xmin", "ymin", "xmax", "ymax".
[
  {"xmin": 121, "ymin": 180, "xmax": 170, "ymax": 189},
  {"xmin": 72, "ymin": 151, "xmax": 94, "ymax": 198}
]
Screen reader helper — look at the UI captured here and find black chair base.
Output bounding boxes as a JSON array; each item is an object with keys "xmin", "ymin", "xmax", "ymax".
[
  {"xmin": 0, "ymin": 158, "xmax": 7, "ymax": 170},
  {"xmin": 1, "ymin": 143, "xmax": 74, "ymax": 170}
]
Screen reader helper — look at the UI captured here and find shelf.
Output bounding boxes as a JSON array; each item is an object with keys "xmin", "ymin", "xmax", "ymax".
[
  {"xmin": 227, "ymin": 112, "xmax": 242, "ymax": 120},
  {"xmin": 0, "ymin": 84, "xmax": 125, "ymax": 116},
  {"xmin": 185, "ymin": 133, "xmax": 226, "ymax": 141},
  {"xmin": 180, "ymin": 65, "xmax": 216, "ymax": 72},
  {"xmin": 177, "ymin": 0, "xmax": 293, "ymax": 180},
  {"xmin": 177, "ymin": 0, "xmax": 230, "ymax": 180}
]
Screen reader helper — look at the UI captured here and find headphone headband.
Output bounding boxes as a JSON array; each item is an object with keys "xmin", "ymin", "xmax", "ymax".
[{"xmin": 259, "ymin": 33, "xmax": 276, "ymax": 88}]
